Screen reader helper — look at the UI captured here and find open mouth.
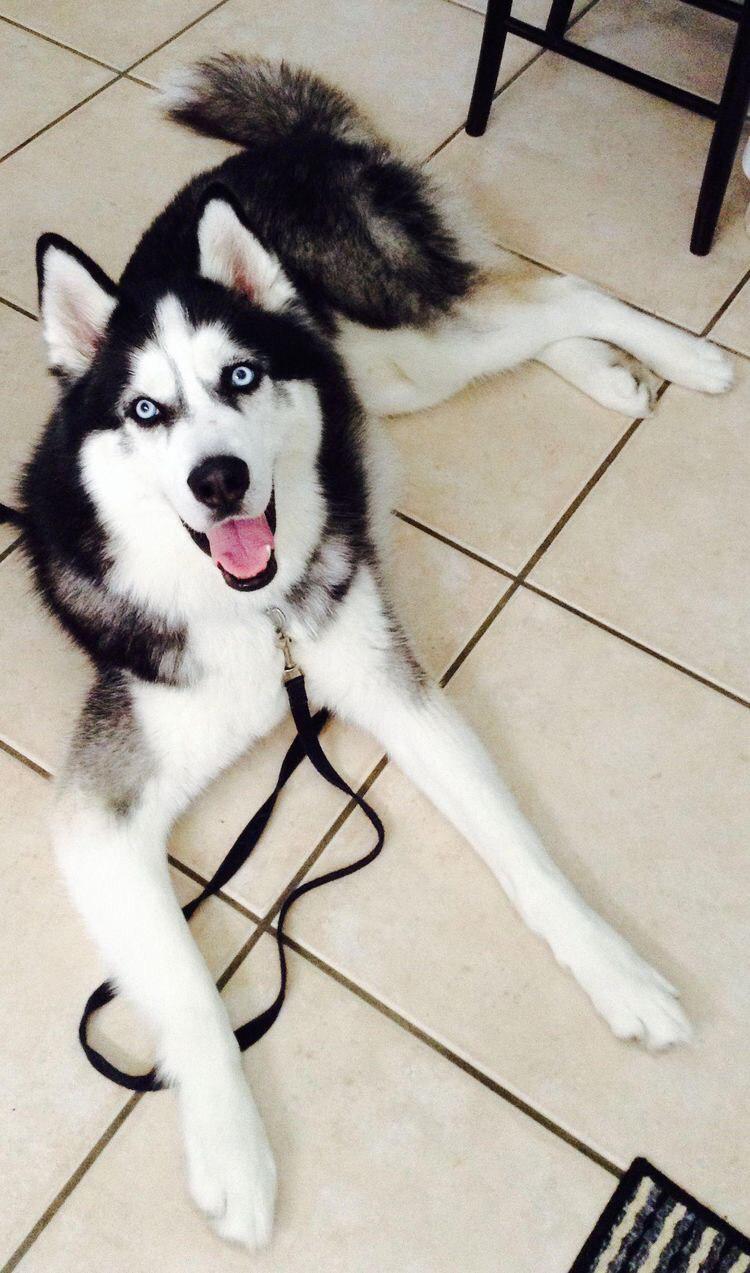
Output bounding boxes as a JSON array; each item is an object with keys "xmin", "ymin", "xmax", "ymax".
[{"xmin": 185, "ymin": 492, "xmax": 278, "ymax": 591}]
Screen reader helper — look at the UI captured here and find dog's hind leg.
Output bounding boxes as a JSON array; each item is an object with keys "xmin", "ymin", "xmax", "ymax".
[
  {"xmin": 337, "ymin": 270, "xmax": 732, "ymax": 416},
  {"xmin": 547, "ymin": 278, "xmax": 734, "ymax": 394},
  {"xmin": 302, "ymin": 570, "xmax": 692, "ymax": 1051},
  {"xmin": 53, "ymin": 675, "xmax": 283, "ymax": 1250}
]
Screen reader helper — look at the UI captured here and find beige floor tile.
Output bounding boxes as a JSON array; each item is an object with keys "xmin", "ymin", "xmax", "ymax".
[
  {"xmin": 430, "ymin": 55, "xmax": 749, "ymax": 331},
  {"xmin": 0, "ymin": 309, "xmax": 52, "ymax": 553},
  {"xmin": 0, "ymin": 0, "xmax": 217, "ymax": 70},
  {"xmin": 0, "ymin": 748, "xmax": 249, "ymax": 1263},
  {"xmin": 714, "ymin": 277, "xmax": 750, "ymax": 357},
  {"xmin": 570, "ymin": 0, "xmax": 738, "ymax": 100},
  {"xmin": 0, "ymin": 518, "xmax": 506, "ymax": 910},
  {"xmin": 140, "ymin": 0, "xmax": 503, "ymax": 160},
  {"xmin": 287, "ymin": 588, "xmax": 750, "ymax": 1229},
  {"xmin": 391, "ymin": 361, "xmax": 629, "ymax": 572},
  {"xmin": 530, "ymin": 358, "xmax": 750, "ymax": 699},
  {"xmin": 0, "ymin": 550, "xmax": 92, "ymax": 773},
  {"xmin": 0, "ymin": 78, "xmax": 230, "ymax": 312},
  {"xmin": 16, "ymin": 933, "xmax": 614, "ymax": 1273},
  {"xmin": 0, "ymin": 23, "xmax": 112, "ymax": 158}
]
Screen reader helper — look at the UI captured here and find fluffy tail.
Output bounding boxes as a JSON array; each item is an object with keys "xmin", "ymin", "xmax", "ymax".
[{"xmin": 160, "ymin": 53, "xmax": 375, "ymax": 150}]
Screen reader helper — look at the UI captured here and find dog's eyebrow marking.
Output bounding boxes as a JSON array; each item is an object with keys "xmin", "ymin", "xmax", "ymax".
[
  {"xmin": 129, "ymin": 341, "xmax": 179, "ymax": 407},
  {"xmin": 132, "ymin": 296, "xmax": 248, "ymax": 410},
  {"xmin": 191, "ymin": 320, "xmax": 247, "ymax": 383}
]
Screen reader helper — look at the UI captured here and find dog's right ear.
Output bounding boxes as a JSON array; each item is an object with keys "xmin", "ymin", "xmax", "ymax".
[{"xmin": 36, "ymin": 234, "xmax": 119, "ymax": 380}]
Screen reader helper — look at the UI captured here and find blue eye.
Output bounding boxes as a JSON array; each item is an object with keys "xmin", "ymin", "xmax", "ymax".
[
  {"xmin": 230, "ymin": 364, "xmax": 255, "ymax": 389},
  {"xmin": 132, "ymin": 398, "xmax": 159, "ymax": 422}
]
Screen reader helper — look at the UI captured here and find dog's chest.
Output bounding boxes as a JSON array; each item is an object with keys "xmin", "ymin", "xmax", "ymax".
[{"xmin": 188, "ymin": 609, "xmax": 285, "ymax": 720}]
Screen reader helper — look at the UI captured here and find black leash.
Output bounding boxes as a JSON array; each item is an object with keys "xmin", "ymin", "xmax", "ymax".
[{"xmin": 79, "ymin": 611, "xmax": 385, "ymax": 1092}]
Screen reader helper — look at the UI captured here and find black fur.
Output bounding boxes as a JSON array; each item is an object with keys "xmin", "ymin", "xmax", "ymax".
[{"xmin": 127, "ymin": 56, "xmax": 476, "ymax": 329}]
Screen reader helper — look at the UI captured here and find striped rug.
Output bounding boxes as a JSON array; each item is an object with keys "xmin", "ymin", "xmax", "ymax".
[{"xmin": 570, "ymin": 1158, "xmax": 750, "ymax": 1272}]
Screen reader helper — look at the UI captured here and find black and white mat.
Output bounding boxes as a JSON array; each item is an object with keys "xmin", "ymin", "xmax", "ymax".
[{"xmin": 570, "ymin": 1158, "xmax": 750, "ymax": 1272}]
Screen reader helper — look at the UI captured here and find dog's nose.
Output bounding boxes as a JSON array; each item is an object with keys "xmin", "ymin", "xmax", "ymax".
[{"xmin": 188, "ymin": 455, "xmax": 250, "ymax": 512}]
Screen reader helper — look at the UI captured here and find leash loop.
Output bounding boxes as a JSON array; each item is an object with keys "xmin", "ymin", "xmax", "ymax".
[{"xmin": 79, "ymin": 616, "xmax": 384, "ymax": 1091}]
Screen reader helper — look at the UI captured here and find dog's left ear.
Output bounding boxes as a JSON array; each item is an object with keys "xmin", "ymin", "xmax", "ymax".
[
  {"xmin": 36, "ymin": 234, "xmax": 119, "ymax": 380},
  {"xmin": 197, "ymin": 186, "xmax": 295, "ymax": 312}
]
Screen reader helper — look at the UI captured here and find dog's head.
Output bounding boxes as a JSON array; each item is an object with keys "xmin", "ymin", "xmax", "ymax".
[{"xmin": 36, "ymin": 187, "xmax": 329, "ymax": 594}]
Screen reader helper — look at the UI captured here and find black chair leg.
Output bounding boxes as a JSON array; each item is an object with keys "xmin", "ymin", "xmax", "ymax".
[
  {"xmin": 466, "ymin": 0, "xmax": 514, "ymax": 137},
  {"xmin": 545, "ymin": 0, "xmax": 576, "ymax": 37},
  {"xmin": 690, "ymin": 0, "xmax": 750, "ymax": 255}
]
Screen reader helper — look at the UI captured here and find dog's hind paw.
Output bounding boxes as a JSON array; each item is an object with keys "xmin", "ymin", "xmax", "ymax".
[
  {"xmin": 181, "ymin": 1075, "xmax": 277, "ymax": 1250},
  {"xmin": 648, "ymin": 329, "xmax": 734, "ymax": 395},
  {"xmin": 682, "ymin": 339, "xmax": 734, "ymax": 395},
  {"xmin": 569, "ymin": 924, "xmax": 692, "ymax": 1051},
  {"xmin": 592, "ymin": 357, "xmax": 659, "ymax": 417}
]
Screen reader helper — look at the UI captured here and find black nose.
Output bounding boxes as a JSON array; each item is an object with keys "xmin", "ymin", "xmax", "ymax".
[{"xmin": 188, "ymin": 455, "xmax": 250, "ymax": 512}]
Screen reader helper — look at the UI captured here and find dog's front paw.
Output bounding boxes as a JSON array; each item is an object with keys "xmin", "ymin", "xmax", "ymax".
[
  {"xmin": 569, "ymin": 925, "xmax": 692, "ymax": 1051},
  {"xmin": 180, "ymin": 1073, "xmax": 277, "ymax": 1249}
]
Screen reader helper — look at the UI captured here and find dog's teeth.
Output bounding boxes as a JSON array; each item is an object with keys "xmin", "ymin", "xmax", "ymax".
[{"xmin": 264, "ymin": 545, "xmax": 272, "ymax": 560}]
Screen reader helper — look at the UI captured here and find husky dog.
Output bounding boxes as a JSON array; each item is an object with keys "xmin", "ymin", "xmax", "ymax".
[{"xmin": 16, "ymin": 55, "xmax": 732, "ymax": 1249}]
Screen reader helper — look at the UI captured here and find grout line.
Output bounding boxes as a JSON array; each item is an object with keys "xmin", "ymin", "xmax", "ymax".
[
  {"xmin": 0, "ymin": 536, "xmax": 22, "ymax": 566},
  {"xmin": 122, "ymin": 0, "xmax": 233, "ymax": 74},
  {"xmin": 165, "ymin": 853, "xmax": 263, "ymax": 924},
  {"xmin": 0, "ymin": 295, "xmax": 37, "ymax": 321},
  {"xmin": 216, "ymin": 923, "xmax": 267, "ymax": 991},
  {"xmin": 0, "ymin": 14, "xmax": 121, "ymax": 71},
  {"xmin": 124, "ymin": 72, "xmax": 157, "ymax": 90},
  {"xmin": 278, "ymin": 934, "xmax": 622, "ymax": 1179},
  {"xmin": 521, "ymin": 582, "xmax": 750, "ymax": 709},
  {"xmin": 0, "ymin": 75, "xmax": 122, "ymax": 166},
  {"xmin": 1, "ymin": 1092, "xmax": 141, "ymax": 1273},
  {"xmin": 0, "ymin": 737, "xmax": 51, "ymax": 779},
  {"xmin": 511, "ymin": 416, "xmax": 648, "ymax": 582},
  {"xmin": 394, "ymin": 509, "xmax": 514, "ymax": 578},
  {"xmin": 701, "ymin": 265, "xmax": 750, "ymax": 335},
  {"xmin": 439, "ymin": 581, "xmax": 522, "ymax": 683}
]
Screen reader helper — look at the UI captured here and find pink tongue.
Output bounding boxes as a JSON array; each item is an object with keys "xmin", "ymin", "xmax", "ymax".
[{"xmin": 206, "ymin": 516, "xmax": 274, "ymax": 579}]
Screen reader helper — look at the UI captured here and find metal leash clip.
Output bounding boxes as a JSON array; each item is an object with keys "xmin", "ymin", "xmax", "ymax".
[{"xmin": 269, "ymin": 606, "xmax": 303, "ymax": 684}]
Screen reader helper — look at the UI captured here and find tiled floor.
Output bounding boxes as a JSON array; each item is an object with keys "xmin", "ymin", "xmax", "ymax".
[{"xmin": 0, "ymin": 2, "xmax": 748, "ymax": 1270}]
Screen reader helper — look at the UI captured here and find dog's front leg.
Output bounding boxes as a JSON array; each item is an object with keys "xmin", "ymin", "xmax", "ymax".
[
  {"xmin": 304, "ymin": 574, "xmax": 691, "ymax": 1050},
  {"xmin": 53, "ymin": 685, "xmax": 280, "ymax": 1249}
]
